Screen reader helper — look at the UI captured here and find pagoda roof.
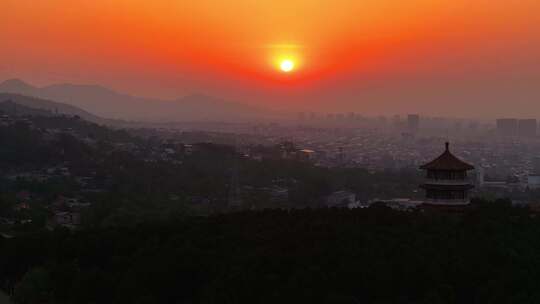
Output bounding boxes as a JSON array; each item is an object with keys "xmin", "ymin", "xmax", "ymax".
[{"xmin": 420, "ymin": 142, "xmax": 474, "ymax": 171}]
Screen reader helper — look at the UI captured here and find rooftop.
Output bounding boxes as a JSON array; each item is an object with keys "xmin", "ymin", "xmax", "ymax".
[{"xmin": 420, "ymin": 142, "xmax": 474, "ymax": 171}]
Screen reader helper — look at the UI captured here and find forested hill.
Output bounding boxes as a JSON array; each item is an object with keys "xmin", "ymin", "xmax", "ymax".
[
  {"xmin": 0, "ymin": 93, "xmax": 113, "ymax": 125},
  {"xmin": 2, "ymin": 200, "xmax": 540, "ymax": 304},
  {"xmin": 0, "ymin": 100, "xmax": 53, "ymax": 117}
]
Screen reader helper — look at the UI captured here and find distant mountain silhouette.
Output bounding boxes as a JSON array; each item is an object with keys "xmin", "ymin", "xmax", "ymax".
[
  {"xmin": 0, "ymin": 93, "xmax": 106, "ymax": 123},
  {"xmin": 0, "ymin": 79, "xmax": 272, "ymax": 122},
  {"xmin": 0, "ymin": 79, "xmax": 36, "ymax": 92}
]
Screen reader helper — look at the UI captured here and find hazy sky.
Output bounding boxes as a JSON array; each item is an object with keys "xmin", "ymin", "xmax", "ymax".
[{"xmin": 1, "ymin": 0, "xmax": 539, "ymax": 117}]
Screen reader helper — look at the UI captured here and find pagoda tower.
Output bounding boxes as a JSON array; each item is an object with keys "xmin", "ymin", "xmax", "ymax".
[{"xmin": 420, "ymin": 142, "xmax": 474, "ymax": 206}]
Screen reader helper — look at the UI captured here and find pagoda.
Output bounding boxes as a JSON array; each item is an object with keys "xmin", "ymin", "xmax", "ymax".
[{"xmin": 420, "ymin": 142, "xmax": 474, "ymax": 206}]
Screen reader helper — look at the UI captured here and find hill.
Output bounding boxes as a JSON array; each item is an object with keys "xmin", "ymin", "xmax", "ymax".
[
  {"xmin": 0, "ymin": 100, "xmax": 53, "ymax": 117},
  {"xmin": 0, "ymin": 93, "xmax": 106, "ymax": 124},
  {"xmin": 0, "ymin": 79, "xmax": 273, "ymax": 122}
]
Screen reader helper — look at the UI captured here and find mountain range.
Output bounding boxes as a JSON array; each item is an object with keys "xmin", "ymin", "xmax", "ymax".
[{"xmin": 0, "ymin": 79, "xmax": 273, "ymax": 122}]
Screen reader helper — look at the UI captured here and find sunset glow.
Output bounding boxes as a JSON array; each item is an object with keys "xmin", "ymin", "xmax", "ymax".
[{"xmin": 1, "ymin": 0, "xmax": 540, "ymax": 116}]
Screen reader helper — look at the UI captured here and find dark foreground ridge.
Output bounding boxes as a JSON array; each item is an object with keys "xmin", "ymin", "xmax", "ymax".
[{"xmin": 2, "ymin": 200, "xmax": 540, "ymax": 304}]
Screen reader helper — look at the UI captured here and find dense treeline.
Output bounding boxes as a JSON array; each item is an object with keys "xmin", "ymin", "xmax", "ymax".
[
  {"xmin": 2, "ymin": 199, "xmax": 540, "ymax": 303},
  {"xmin": 0, "ymin": 116, "xmax": 132, "ymax": 170},
  {"xmin": 0, "ymin": 121, "xmax": 56, "ymax": 168}
]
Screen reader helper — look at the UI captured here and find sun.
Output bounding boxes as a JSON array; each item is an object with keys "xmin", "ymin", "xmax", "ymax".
[{"xmin": 280, "ymin": 59, "xmax": 295, "ymax": 73}]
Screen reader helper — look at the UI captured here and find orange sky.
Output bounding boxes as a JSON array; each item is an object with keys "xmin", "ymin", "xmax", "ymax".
[{"xmin": 1, "ymin": 0, "xmax": 539, "ymax": 116}]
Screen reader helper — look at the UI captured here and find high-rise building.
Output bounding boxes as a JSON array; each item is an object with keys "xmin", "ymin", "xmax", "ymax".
[
  {"xmin": 407, "ymin": 114, "xmax": 420, "ymax": 132},
  {"xmin": 528, "ymin": 156, "xmax": 540, "ymax": 190},
  {"xmin": 337, "ymin": 147, "xmax": 345, "ymax": 164},
  {"xmin": 496, "ymin": 118, "xmax": 518, "ymax": 136},
  {"xmin": 476, "ymin": 166, "xmax": 485, "ymax": 187},
  {"xmin": 518, "ymin": 119, "xmax": 537, "ymax": 137},
  {"xmin": 533, "ymin": 156, "xmax": 540, "ymax": 175}
]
